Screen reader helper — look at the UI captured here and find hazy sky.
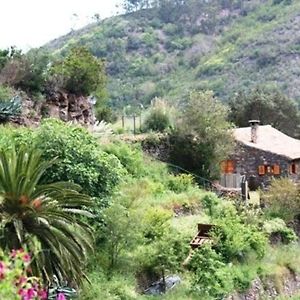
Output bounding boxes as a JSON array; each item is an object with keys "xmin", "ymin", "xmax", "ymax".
[{"xmin": 0, "ymin": 0, "xmax": 123, "ymax": 50}]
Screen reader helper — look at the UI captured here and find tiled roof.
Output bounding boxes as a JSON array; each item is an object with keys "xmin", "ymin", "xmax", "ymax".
[{"xmin": 233, "ymin": 125, "xmax": 300, "ymax": 160}]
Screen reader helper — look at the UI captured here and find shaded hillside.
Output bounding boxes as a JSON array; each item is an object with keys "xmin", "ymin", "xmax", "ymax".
[{"xmin": 45, "ymin": 0, "xmax": 300, "ymax": 108}]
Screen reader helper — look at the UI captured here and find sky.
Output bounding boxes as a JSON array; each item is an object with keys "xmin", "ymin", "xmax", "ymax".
[{"xmin": 0, "ymin": 0, "xmax": 124, "ymax": 51}]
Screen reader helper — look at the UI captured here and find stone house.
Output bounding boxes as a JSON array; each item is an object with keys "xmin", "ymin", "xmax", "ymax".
[{"xmin": 221, "ymin": 121, "xmax": 300, "ymax": 188}]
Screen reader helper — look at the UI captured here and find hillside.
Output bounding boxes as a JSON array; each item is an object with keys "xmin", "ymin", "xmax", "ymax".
[{"xmin": 45, "ymin": 0, "xmax": 300, "ymax": 108}]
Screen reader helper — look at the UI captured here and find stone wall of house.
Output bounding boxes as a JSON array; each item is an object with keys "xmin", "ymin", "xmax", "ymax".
[{"xmin": 231, "ymin": 142, "xmax": 291, "ymax": 187}]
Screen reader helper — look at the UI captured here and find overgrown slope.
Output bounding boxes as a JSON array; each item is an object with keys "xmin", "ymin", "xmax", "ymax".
[{"xmin": 45, "ymin": 0, "xmax": 300, "ymax": 108}]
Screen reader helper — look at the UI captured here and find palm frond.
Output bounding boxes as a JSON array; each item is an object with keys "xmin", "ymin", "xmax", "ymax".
[{"xmin": 0, "ymin": 147, "xmax": 94, "ymax": 285}]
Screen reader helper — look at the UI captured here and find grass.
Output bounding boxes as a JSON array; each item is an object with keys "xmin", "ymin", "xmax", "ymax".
[
  {"xmin": 260, "ymin": 244, "xmax": 300, "ymax": 276},
  {"xmin": 171, "ymin": 214, "xmax": 210, "ymax": 238}
]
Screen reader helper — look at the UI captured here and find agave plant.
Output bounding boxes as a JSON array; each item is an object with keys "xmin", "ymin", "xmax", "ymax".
[
  {"xmin": 0, "ymin": 147, "xmax": 94, "ymax": 285},
  {"xmin": 0, "ymin": 96, "xmax": 22, "ymax": 123}
]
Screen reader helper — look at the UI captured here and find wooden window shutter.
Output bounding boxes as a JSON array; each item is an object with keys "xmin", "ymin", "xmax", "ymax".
[
  {"xmin": 258, "ymin": 165, "xmax": 265, "ymax": 175},
  {"xmin": 290, "ymin": 163, "xmax": 297, "ymax": 174},
  {"xmin": 273, "ymin": 165, "xmax": 280, "ymax": 175},
  {"xmin": 220, "ymin": 160, "xmax": 235, "ymax": 174},
  {"xmin": 227, "ymin": 160, "xmax": 234, "ymax": 173},
  {"xmin": 221, "ymin": 161, "xmax": 227, "ymax": 173}
]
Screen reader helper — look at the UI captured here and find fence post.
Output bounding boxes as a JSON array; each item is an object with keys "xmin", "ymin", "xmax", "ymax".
[
  {"xmin": 133, "ymin": 115, "xmax": 136, "ymax": 134},
  {"xmin": 241, "ymin": 175, "xmax": 248, "ymax": 203},
  {"xmin": 122, "ymin": 115, "xmax": 125, "ymax": 129},
  {"xmin": 139, "ymin": 113, "xmax": 142, "ymax": 131}
]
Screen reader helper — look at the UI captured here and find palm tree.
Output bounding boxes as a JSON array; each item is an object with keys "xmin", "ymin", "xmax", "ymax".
[{"xmin": 0, "ymin": 147, "xmax": 94, "ymax": 285}]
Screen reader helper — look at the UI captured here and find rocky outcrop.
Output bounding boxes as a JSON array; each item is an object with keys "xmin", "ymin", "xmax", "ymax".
[
  {"xmin": 227, "ymin": 271, "xmax": 300, "ymax": 300},
  {"xmin": 43, "ymin": 90, "xmax": 94, "ymax": 125},
  {"xmin": 9, "ymin": 94, "xmax": 42, "ymax": 126},
  {"xmin": 10, "ymin": 90, "xmax": 95, "ymax": 126}
]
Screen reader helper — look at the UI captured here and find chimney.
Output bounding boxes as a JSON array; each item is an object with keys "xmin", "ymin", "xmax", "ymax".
[{"xmin": 249, "ymin": 120, "xmax": 260, "ymax": 143}]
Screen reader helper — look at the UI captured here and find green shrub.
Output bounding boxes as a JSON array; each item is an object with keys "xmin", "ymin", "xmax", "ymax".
[
  {"xmin": 201, "ymin": 193, "xmax": 221, "ymax": 217},
  {"xmin": 142, "ymin": 207, "xmax": 173, "ymax": 242},
  {"xmin": 168, "ymin": 132, "xmax": 213, "ymax": 179},
  {"xmin": 128, "ymin": 56, "xmax": 155, "ymax": 77},
  {"xmin": 135, "ymin": 231, "xmax": 188, "ymax": 285},
  {"xmin": 212, "ymin": 204, "xmax": 267, "ymax": 261},
  {"xmin": 143, "ymin": 107, "xmax": 171, "ymax": 132},
  {"xmin": 14, "ymin": 49, "xmax": 50, "ymax": 95},
  {"xmin": 0, "ymin": 125, "xmax": 33, "ymax": 150},
  {"xmin": 0, "ymin": 85, "xmax": 14, "ymax": 101},
  {"xmin": 34, "ymin": 119, "xmax": 125, "ymax": 198},
  {"xmin": 99, "ymin": 197, "xmax": 143, "ymax": 269},
  {"xmin": 263, "ymin": 244, "xmax": 300, "ymax": 275},
  {"xmin": 169, "ymin": 91, "xmax": 233, "ymax": 180},
  {"xmin": 189, "ymin": 245, "xmax": 234, "ymax": 300},
  {"xmin": 127, "ymin": 36, "xmax": 142, "ymax": 51},
  {"xmin": 231, "ymin": 264, "xmax": 258, "ymax": 292},
  {"xmin": 165, "ymin": 37, "xmax": 192, "ymax": 51},
  {"xmin": 263, "ymin": 218, "xmax": 297, "ymax": 244},
  {"xmin": 163, "ymin": 23, "xmax": 182, "ymax": 36},
  {"xmin": 50, "ymin": 46, "xmax": 106, "ymax": 96},
  {"xmin": 95, "ymin": 105, "xmax": 117, "ymax": 123},
  {"xmin": 141, "ymin": 32, "xmax": 157, "ymax": 47},
  {"xmin": 80, "ymin": 272, "xmax": 137, "ymax": 300},
  {"xmin": 262, "ymin": 178, "xmax": 300, "ymax": 222},
  {"xmin": 0, "ymin": 119, "xmax": 125, "ymax": 200},
  {"xmin": 167, "ymin": 174, "xmax": 195, "ymax": 193},
  {"xmin": 103, "ymin": 142, "xmax": 145, "ymax": 177}
]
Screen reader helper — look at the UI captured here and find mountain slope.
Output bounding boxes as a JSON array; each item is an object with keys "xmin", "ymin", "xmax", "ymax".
[{"xmin": 45, "ymin": 0, "xmax": 300, "ymax": 108}]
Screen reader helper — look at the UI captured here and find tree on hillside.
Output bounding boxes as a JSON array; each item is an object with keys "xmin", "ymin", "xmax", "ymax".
[
  {"xmin": 229, "ymin": 87, "xmax": 300, "ymax": 138},
  {"xmin": 169, "ymin": 90, "xmax": 234, "ymax": 179},
  {"xmin": 50, "ymin": 47, "xmax": 106, "ymax": 96},
  {"xmin": 0, "ymin": 50, "xmax": 10, "ymax": 71},
  {"xmin": 123, "ymin": 0, "xmax": 154, "ymax": 12},
  {"xmin": 0, "ymin": 49, "xmax": 49, "ymax": 95},
  {"xmin": 15, "ymin": 49, "xmax": 50, "ymax": 94},
  {"xmin": 0, "ymin": 47, "xmax": 21, "ymax": 72},
  {"xmin": 123, "ymin": 0, "xmax": 190, "ymax": 15}
]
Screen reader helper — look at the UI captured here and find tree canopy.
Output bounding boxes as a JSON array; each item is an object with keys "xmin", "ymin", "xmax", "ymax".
[
  {"xmin": 169, "ymin": 90, "xmax": 234, "ymax": 179},
  {"xmin": 51, "ymin": 46, "xmax": 106, "ymax": 96},
  {"xmin": 229, "ymin": 87, "xmax": 300, "ymax": 138}
]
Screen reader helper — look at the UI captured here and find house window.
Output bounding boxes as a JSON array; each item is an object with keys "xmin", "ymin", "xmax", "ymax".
[
  {"xmin": 259, "ymin": 164, "xmax": 281, "ymax": 176},
  {"xmin": 272, "ymin": 164, "xmax": 280, "ymax": 175},
  {"xmin": 221, "ymin": 160, "xmax": 235, "ymax": 174},
  {"xmin": 289, "ymin": 163, "xmax": 297, "ymax": 174},
  {"xmin": 258, "ymin": 165, "xmax": 266, "ymax": 175}
]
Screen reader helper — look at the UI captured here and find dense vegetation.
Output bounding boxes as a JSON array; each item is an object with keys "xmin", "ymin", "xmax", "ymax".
[
  {"xmin": 45, "ymin": 0, "xmax": 300, "ymax": 110},
  {"xmin": 1, "ymin": 0, "xmax": 300, "ymax": 135},
  {"xmin": 0, "ymin": 120, "xmax": 298, "ymax": 299},
  {"xmin": 0, "ymin": 1, "xmax": 299, "ymax": 299},
  {"xmin": 0, "ymin": 45, "xmax": 111, "ymax": 123}
]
